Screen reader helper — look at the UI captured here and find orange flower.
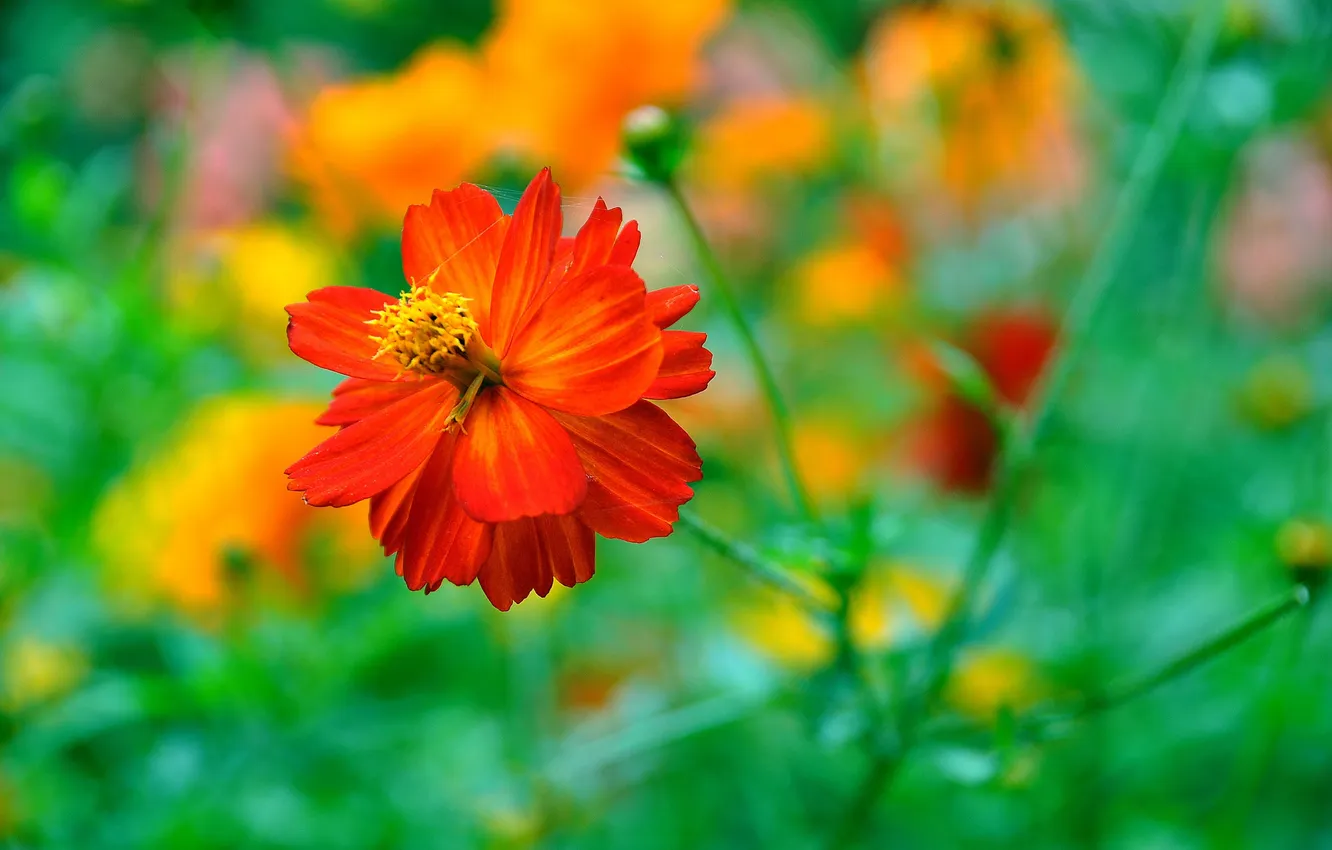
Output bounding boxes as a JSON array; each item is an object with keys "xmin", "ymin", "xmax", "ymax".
[
  {"xmin": 285, "ymin": 169, "xmax": 715, "ymax": 610},
  {"xmin": 288, "ymin": 44, "xmax": 496, "ymax": 236},
  {"xmin": 484, "ymin": 0, "xmax": 730, "ymax": 187},
  {"xmin": 864, "ymin": 1, "xmax": 1082, "ymax": 208},
  {"xmin": 689, "ymin": 97, "xmax": 834, "ymax": 192},
  {"xmin": 93, "ymin": 397, "xmax": 376, "ymax": 619}
]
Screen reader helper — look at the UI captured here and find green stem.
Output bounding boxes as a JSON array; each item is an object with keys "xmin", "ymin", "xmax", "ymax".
[
  {"xmin": 827, "ymin": 6, "xmax": 1227, "ymax": 845},
  {"xmin": 677, "ymin": 512, "xmax": 833, "ymax": 617},
  {"xmin": 1068, "ymin": 584, "xmax": 1311, "ymax": 721},
  {"xmin": 663, "ymin": 180, "xmax": 818, "ymax": 526},
  {"xmin": 826, "ymin": 752, "xmax": 906, "ymax": 850},
  {"xmin": 916, "ymin": 584, "xmax": 1315, "ymax": 746}
]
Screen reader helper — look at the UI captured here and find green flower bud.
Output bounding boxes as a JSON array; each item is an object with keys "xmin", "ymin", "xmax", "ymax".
[{"xmin": 622, "ymin": 105, "xmax": 688, "ymax": 185}]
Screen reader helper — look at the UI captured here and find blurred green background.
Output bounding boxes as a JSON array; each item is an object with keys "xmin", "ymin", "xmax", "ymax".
[{"xmin": 2, "ymin": 0, "xmax": 1332, "ymax": 846}]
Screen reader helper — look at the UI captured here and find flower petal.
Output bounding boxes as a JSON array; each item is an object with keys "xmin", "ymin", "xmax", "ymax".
[
  {"xmin": 489, "ymin": 168, "xmax": 562, "ymax": 356},
  {"xmin": 452, "ymin": 387, "xmax": 588, "ymax": 523},
  {"xmin": 286, "ymin": 380, "xmax": 459, "ymax": 507},
  {"xmin": 370, "ymin": 463, "xmax": 424, "ymax": 558},
  {"xmin": 609, "ymin": 220, "xmax": 641, "ymax": 266},
  {"xmin": 644, "ymin": 330, "xmax": 715, "ymax": 400},
  {"xmin": 553, "ymin": 401, "xmax": 701, "ymax": 543},
  {"xmin": 646, "ymin": 284, "xmax": 701, "ymax": 329},
  {"xmin": 286, "ymin": 286, "xmax": 399, "ymax": 380},
  {"xmin": 477, "ymin": 514, "xmax": 595, "ymax": 611},
  {"xmin": 564, "ymin": 198, "xmax": 623, "ymax": 279},
  {"xmin": 317, "ymin": 376, "xmax": 431, "ymax": 427},
  {"xmin": 398, "ymin": 432, "xmax": 494, "ymax": 591},
  {"xmin": 501, "ymin": 265, "xmax": 663, "ymax": 416},
  {"xmin": 402, "ymin": 183, "xmax": 509, "ymax": 339}
]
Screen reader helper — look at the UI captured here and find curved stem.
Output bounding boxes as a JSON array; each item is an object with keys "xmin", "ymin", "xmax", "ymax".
[
  {"xmin": 663, "ymin": 180, "xmax": 818, "ymax": 526},
  {"xmin": 916, "ymin": 584, "xmax": 1315, "ymax": 746},
  {"xmin": 676, "ymin": 511, "xmax": 834, "ymax": 618},
  {"xmin": 1068, "ymin": 584, "xmax": 1311, "ymax": 721}
]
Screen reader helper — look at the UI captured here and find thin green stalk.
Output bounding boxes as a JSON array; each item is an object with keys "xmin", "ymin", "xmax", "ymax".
[
  {"xmin": 916, "ymin": 584, "xmax": 1315, "ymax": 747},
  {"xmin": 677, "ymin": 512, "xmax": 832, "ymax": 617},
  {"xmin": 1027, "ymin": 585, "xmax": 1312, "ymax": 738},
  {"xmin": 827, "ymin": 7, "xmax": 1227, "ymax": 845},
  {"xmin": 663, "ymin": 180, "xmax": 818, "ymax": 526},
  {"xmin": 1079, "ymin": 585, "xmax": 1310, "ymax": 718}
]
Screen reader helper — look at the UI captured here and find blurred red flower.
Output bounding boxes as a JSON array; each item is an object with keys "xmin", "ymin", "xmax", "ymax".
[
  {"xmin": 285, "ymin": 169, "xmax": 714, "ymax": 610},
  {"xmin": 902, "ymin": 309, "xmax": 1058, "ymax": 493}
]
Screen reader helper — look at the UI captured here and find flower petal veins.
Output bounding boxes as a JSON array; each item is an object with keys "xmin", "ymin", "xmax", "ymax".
[
  {"xmin": 287, "ymin": 380, "xmax": 459, "ymax": 507},
  {"xmin": 488, "ymin": 168, "xmax": 563, "ymax": 356},
  {"xmin": 478, "ymin": 515, "xmax": 595, "ymax": 611},
  {"xmin": 554, "ymin": 401, "xmax": 703, "ymax": 543},
  {"xmin": 398, "ymin": 432, "xmax": 494, "ymax": 590},
  {"xmin": 501, "ymin": 265, "xmax": 664, "ymax": 416},
  {"xmin": 286, "ymin": 286, "xmax": 399, "ymax": 381},
  {"xmin": 645, "ymin": 330, "xmax": 715, "ymax": 400},
  {"xmin": 451, "ymin": 386, "xmax": 588, "ymax": 523},
  {"xmin": 401, "ymin": 183, "xmax": 510, "ymax": 339}
]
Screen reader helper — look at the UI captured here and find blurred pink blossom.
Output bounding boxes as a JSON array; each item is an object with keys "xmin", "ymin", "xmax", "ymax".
[
  {"xmin": 1222, "ymin": 135, "xmax": 1332, "ymax": 327},
  {"xmin": 140, "ymin": 45, "xmax": 336, "ymax": 233}
]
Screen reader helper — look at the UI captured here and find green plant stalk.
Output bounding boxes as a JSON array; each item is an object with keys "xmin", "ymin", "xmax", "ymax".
[
  {"xmin": 663, "ymin": 179, "xmax": 819, "ymax": 527},
  {"xmin": 1075, "ymin": 585, "xmax": 1311, "ymax": 720},
  {"xmin": 677, "ymin": 512, "xmax": 833, "ymax": 618},
  {"xmin": 915, "ymin": 584, "xmax": 1314, "ymax": 745},
  {"xmin": 826, "ymin": 5, "xmax": 1228, "ymax": 846}
]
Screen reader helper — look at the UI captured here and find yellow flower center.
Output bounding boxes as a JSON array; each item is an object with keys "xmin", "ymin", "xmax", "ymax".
[{"xmin": 369, "ymin": 285, "xmax": 478, "ymax": 375}]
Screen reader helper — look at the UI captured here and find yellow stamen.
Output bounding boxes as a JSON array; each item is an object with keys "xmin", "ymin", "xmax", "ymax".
[{"xmin": 368, "ymin": 285, "xmax": 478, "ymax": 376}]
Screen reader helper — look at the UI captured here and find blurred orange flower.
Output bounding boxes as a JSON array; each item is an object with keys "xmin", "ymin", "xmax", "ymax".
[
  {"xmin": 289, "ymin": 44, "xmax": 497, "ymax": 236},
  {"xmin": 484, "ymin": 0, "xmax": 730, "ymax": 187},
  {"xmin": 899, "ymin": 308, "xmax": 1058, "ymax": 493},
  {"xmin": 689, "ymin": 97, "xmax": 833, "ymax": 192},
  {"xmin": 789, "ymin": 242, "xmax": 903, "ymax": 326},
  {"xmin": 864, "ymin": 0, "xmax": 1083, "ymax": 209},
  {"xmin": 788, "ymin": 195, "xmax": 912, "ymax": 326},
  {"xmin": 792, "ymin": 419, "xmax": 873, "ymax": 504},
  {"xmin": 93, "ymin": 397, "xmax": 376, "ymax": 621}
]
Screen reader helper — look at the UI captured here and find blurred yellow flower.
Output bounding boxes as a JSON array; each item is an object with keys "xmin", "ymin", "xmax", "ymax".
[
  {"xmin": 484, "ymin": 0, "xmax": 730, "ymax": 187},
  {"xmin": 689, "ymin": 97, "xmax": 833, "ymax": 192},
  {"xmin": 1237, "ymin": 354, "xmax": 1314, "ymax": 430},
  {"xmin": 289, "ymin": 44, "xmax": 496, "ymax": 235},
  {"xmin": 732, "ymin": 564, "xmax": 951, "ymax": 669},
  {"xmin": 168, "ymin": 221, "xmax": 341, "ymax": 359},
  {"xmin": 864, "ymin": 0, "xmax": 1083, "ymax": 208},
  {"xmin": 1277, "ymin": 519, "xmax": 1332, "ymax": 572},
  {"xmin": 947, "ymin": 647, "xmax": 1041, "ymax": 720},
  {"xmin": 480, "ymin": 800, "xmax": 541, "ymax": 850},
  {"xmin": 2, "ymin": 637, "xmax": 88, "ymax": 712},
  {"xmin": 93, "ymin": 397, "xmax": 377, "ymax": 621}
]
